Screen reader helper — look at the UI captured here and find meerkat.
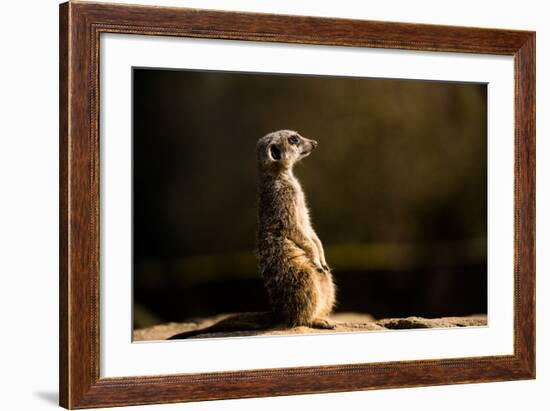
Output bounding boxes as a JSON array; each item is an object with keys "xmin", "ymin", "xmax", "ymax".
[
  {"xmin": 168, "ymin": 130, "xmax": 335, "ymax": 339},
  {"xmin": 255, "ymin": 130, "xmax": 336, "ymax": 329}
]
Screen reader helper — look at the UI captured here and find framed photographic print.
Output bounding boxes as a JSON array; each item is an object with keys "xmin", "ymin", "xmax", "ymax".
[{"xmin": 59, "ymin": 1, "xmax": 535, "ymax": 408}]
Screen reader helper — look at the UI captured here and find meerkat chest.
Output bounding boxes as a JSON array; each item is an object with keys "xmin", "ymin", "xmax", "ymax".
[{"xmin": 291, "ymin": 179, "xmax": 312, "ymax": 230}]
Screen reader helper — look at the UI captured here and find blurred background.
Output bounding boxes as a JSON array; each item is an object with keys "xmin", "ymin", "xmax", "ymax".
[{"xmin": 133, "ymin": 68, "xmax": 487, "ymax": 330}]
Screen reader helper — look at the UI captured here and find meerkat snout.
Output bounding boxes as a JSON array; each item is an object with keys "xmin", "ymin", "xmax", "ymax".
[
  {"xmin": 257, "ymin": 130, "xmax": 318, "ymax": 172},
  {"xmin": 301, "ymin": 139, "xmax": 318, "ymax": 156}
]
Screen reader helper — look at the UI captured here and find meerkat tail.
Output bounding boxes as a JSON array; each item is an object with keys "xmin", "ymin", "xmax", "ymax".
[{"xmin": 167, "ymin": 311, "xmax": 276, "ymax": 340}]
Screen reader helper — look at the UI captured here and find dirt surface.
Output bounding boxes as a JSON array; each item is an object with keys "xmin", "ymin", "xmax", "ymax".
[{"xmin": 133, "ymin": 312, "xmax": 487, "ymax": 341}]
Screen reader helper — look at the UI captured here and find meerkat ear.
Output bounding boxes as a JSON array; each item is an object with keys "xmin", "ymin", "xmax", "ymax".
[{"xmin": 268, "ymin": 144, "xmax": 282, "ymax": 161}]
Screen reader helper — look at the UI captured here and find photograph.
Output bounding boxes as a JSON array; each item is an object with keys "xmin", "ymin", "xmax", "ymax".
[
  {"xmin": 52, "ymin": 1, "xmax": 536, "ymax": 408},
  {"xmin": 132, "ymin": 68, "xmax": 489, "ymax": 341}
]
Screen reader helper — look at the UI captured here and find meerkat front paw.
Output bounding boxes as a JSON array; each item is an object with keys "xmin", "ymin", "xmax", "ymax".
[{"xmin": 309, "ymin": 260, "xmax": 325, "ymax": 273}]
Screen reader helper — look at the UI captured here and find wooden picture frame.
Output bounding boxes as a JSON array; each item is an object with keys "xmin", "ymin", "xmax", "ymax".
[{"xmin": 59, "ymin": 1, "xmax": 535, "ymax": 408}]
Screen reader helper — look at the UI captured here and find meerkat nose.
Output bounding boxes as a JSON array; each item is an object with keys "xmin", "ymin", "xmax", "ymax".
[{"xmin": 311, "ymin": 140, "xmax": 318, "ymax": 148}]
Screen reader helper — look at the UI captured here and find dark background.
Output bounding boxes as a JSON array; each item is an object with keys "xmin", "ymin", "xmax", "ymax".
[{"xmin": 133, "ymin": 68, "xmax": 487, "ymax": 329}]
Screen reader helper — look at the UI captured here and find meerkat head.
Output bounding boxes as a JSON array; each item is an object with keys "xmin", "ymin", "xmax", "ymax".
[{"xmin": 257, "ymin": 130, "xmax": 318, "ymax": 173}]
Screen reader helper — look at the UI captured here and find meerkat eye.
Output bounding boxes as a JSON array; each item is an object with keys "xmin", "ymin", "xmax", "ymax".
[{"xmin": 288, "ymin": 135, "xmax": 300, "ymax": 145}]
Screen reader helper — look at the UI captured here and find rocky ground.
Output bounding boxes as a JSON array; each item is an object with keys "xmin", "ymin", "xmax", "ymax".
[{"xmin": 133, "ymin": 312, "xmax": 487, "ymax": 341}]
